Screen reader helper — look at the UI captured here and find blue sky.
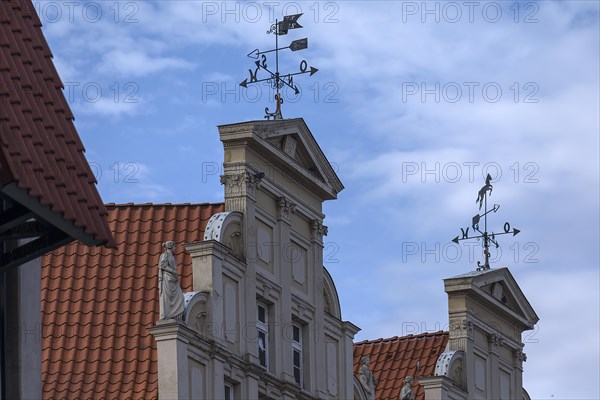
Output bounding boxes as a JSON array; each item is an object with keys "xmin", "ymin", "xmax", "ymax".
[{"xmin": 37, "ymin": 1, "xmax": 598, "ymax": 398}]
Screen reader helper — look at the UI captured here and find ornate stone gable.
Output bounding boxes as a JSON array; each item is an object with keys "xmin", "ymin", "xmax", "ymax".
[{"xmin": 218, "ymin": 119, "xmax": 344, "ymax": 201}]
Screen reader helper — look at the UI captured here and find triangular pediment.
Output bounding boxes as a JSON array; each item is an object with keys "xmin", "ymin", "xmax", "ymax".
[
  {"xmin": 218, "ymin": 118, "xmax": 343, "ymax": 200},
  {"xmin": 265, "ymin": 131, "xmax": 322, "ymax": 178},
  {"xmin": 446, "ymin": 267, "xmax": 539, "ymax": 330}
]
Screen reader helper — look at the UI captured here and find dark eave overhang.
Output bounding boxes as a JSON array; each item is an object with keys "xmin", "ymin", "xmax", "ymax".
[{"xmin": 0, "ymin": 183, "xmax": 91, "ymax": 270}]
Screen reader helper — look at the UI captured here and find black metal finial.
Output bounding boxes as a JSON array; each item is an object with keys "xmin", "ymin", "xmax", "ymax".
[
  {"xmin": 239, "ymin": 13, "xmax": 318, "ymax": 120},
  {"xmin": 452, "ymin": 174, "xmax": 521, "ymax": 271}
]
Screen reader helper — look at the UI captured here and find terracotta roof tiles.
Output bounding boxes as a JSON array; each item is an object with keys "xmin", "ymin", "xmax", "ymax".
[
  {"xmin": 354, "ymin": 331, "xmax": 449, "ymax": 400},
  {"xmin": 0, "ymin": 0, "xmax": 113, "ymax": 246},
  {"xmin": 41, "ymin": 202, "xmax": 224, "ymax": 400}
]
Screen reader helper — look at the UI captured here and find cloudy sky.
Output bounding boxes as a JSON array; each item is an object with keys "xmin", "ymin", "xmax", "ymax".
[{"xmin": 37, "ymin": 1, "xmax": 598, "ymax": 398}]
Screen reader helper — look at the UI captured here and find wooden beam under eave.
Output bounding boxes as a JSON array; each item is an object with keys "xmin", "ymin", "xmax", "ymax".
[
  {"xmin": 1, "ymin": 182, "xmax": 98, "ymax": 247},
  {"xmin": 0, "ymin": 204, "xmax": 35, "ymax": 233},
  {"xmin": 0, "ymin": 230, "xmax": 72, "ymax": 271},
  {"xmin": 0, "ymin": 221, "xmax": 47, "ymax": 241}
]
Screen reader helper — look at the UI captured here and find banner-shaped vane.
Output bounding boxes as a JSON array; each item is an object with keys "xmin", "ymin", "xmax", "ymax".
[{"xmin": 278, "ymin": 13, "xmax": 303, "ymax": 35}]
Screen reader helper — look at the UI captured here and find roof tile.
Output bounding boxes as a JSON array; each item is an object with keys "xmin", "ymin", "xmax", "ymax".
[
  {"xmin": 0, "ymin": 0, "xmax": 113, "ymax": 246},
  {"xmin": 354, "ymin": 331, "xmax": 449, "ymax": 400}
]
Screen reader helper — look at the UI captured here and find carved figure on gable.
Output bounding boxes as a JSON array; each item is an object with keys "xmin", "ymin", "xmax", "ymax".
[
  {"xmin": 399, "ymin": 376, "xmax": 414, "ymax": 400},
  {"xmin": 359, "ymin": 356, "xmax": 377, "ymax": 400},
  {"xmin": 158, "ymin": 241, "xmax": 184, "ymax": 320}
]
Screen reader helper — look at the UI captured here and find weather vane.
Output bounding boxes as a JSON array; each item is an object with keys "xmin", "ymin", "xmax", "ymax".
[
  {"xmin": 239, "ymin": 13, "xmax": 318, "ymax": 120},
  {"xmin": 452, "ymin": 174, "xmax": 521, "ymax": 271}
]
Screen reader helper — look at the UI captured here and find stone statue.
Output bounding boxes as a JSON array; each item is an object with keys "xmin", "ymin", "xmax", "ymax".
[
  {"xmin": 359, "ymin": 356, "xmax": 377, "ymax": 400},
  {"xmin": 399, "ymin": 376, "xmax": 414, "ymax": 400},
  {"xmin": 158, "ymin": 241, "xmax": 184, "ymax": 320}
]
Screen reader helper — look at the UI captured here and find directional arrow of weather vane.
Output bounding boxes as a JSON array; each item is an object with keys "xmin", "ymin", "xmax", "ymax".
[
  {"xmin": 239, "ymin": 13, "xmax": 318, "ymax": 120},
  {"xmin": 451, "ymin": 174, "xmax": 521, "ymax": 271}
]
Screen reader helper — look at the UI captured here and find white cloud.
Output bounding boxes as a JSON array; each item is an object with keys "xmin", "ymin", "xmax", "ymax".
[
  {"xmin": 73, "ymin": 96, "xmax": 140, "ymax": 117},
  {"xmin": 98, "ymin": 49, "xmax": 194, "ymax": 77}
]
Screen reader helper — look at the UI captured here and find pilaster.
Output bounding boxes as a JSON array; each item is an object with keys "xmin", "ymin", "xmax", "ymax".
[
  {"xmin": 342, "ymin": 321, "xmax": 361, "ymax": 399},
  {"xmin": 278, "ymin": 197, "xmax": 294, "ymax": 384},
  {"xmin": 149, "ymin": 321, "xmax": 196, "ymax": 400},
  {"xmin": 309, "ymin": 218, "xmax": 327, "ymax": 395}
]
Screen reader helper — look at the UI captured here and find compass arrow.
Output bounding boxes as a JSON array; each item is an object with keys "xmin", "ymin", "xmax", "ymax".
[
  {"xmin": 458, "ymin": 229, "xmax": 520, "ymax": 242},
  {"xmin": 249, "ymin": 40, "xmax": 309, "ymax": 58},
  {"xmin": 252, "ymin": 63, "xmax": 301, "ymax": 93},
  {"xmin": 239, "ymin": 75, "xmax": 281, "ymax": 87},
  {"xmin": 283, "ymin": 67, "xmax": 318, "ymax": 78}
]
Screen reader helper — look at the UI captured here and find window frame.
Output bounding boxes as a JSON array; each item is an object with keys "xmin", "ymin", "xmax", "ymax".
[
  {"xmin": 256, "ymin": 302, "xmax": 269, "ymax": 369},
  {"xmin": 224, "ymin": 383, "xmax": 234, "ymax": 400},
  {"xmin": 292, "ymin": 322, "xmax": 303, "ymax": 386}
]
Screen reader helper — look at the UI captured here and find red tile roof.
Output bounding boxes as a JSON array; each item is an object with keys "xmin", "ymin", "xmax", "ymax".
[
  {"xmin": 41, "ymin": 202, "xmax": 224, "ymax": 400},
  {"xmin": 354, "ymin": 331, "xmax": 449, "ymax": 400},
  {"xmin": 0, "ymin": 0, "xmax": 113, "ymax": 246}
]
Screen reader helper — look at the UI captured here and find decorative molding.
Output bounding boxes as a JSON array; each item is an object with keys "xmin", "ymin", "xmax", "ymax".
[
  {"xmin": 218, "ymin": 122, "xmax": 257, "ymax": 134},
  {"xmin": 513, "ymin": 349, "xmax": 527, "ymax": 370},
  {"xmin": 220, "ymin": 172, "xmax": 262, "ymax": 198},
  {"xmin": 434, "ymin": 351, "xmax": 466, "ymax": 390},
  {"xmin": 222, "ymin": 139, "xmax": 249, "ymax": 148},
  {"xmin": 283, "ymin": 135, "xmax": 297, "ymax": 158},
  {"xmin": 448, "ymin": 318, "xmax": 473, "ymax": 352},
  {"xmin": 297, "ymin": 303, "xmax": 307, "ymax": 320},
  {"xmin": 277, "ymin": 197, "xmax": 296, "ymax": 222},
  {"xmin": 487, "ymin": 333, "xmax": 504, "ymax": 354},
  {"xmin": 182, "ymin": 291, "xmax": 209, "ymax": 334},
  {"xmin": 450, "ymin": 318, "xmax": 473, "ymax": 336},
  {"xmin": 310, "ymin": 220, "xmax": 328, "ymax": 242},
  {"xmin": 204, "ymin": 212, "xmax": 245, "ymax": 260},
  {"xmin": 225, "ymin": 198, "xmax": 245, "ymax": 214}
]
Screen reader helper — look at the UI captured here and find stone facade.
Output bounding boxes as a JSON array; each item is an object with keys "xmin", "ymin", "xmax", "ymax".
[{"xmin": 150, "ymin": 119, "xmax": 359, "ymax": 400}]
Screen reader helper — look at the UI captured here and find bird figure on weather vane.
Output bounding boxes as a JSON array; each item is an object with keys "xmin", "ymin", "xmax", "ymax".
[
  {"xmin": 239, "ymin": 13, "xmax": 318, "ymax": 120},
  {"xmin": 452, "ymin": 174, "xmax": 521, "ymax": 271}
]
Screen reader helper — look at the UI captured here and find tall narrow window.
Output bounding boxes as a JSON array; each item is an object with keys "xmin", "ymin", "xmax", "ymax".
[
  {"xmin": 257, "ymin": 303, "xmax": 268, "ymax": 368},
  {"xmin": 292, "ymin": 323, "xmax": 303, "ymax": 386},
  {"xmin": 224, "ymin": 383, "xmax": 234, "ymax": 400}
]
